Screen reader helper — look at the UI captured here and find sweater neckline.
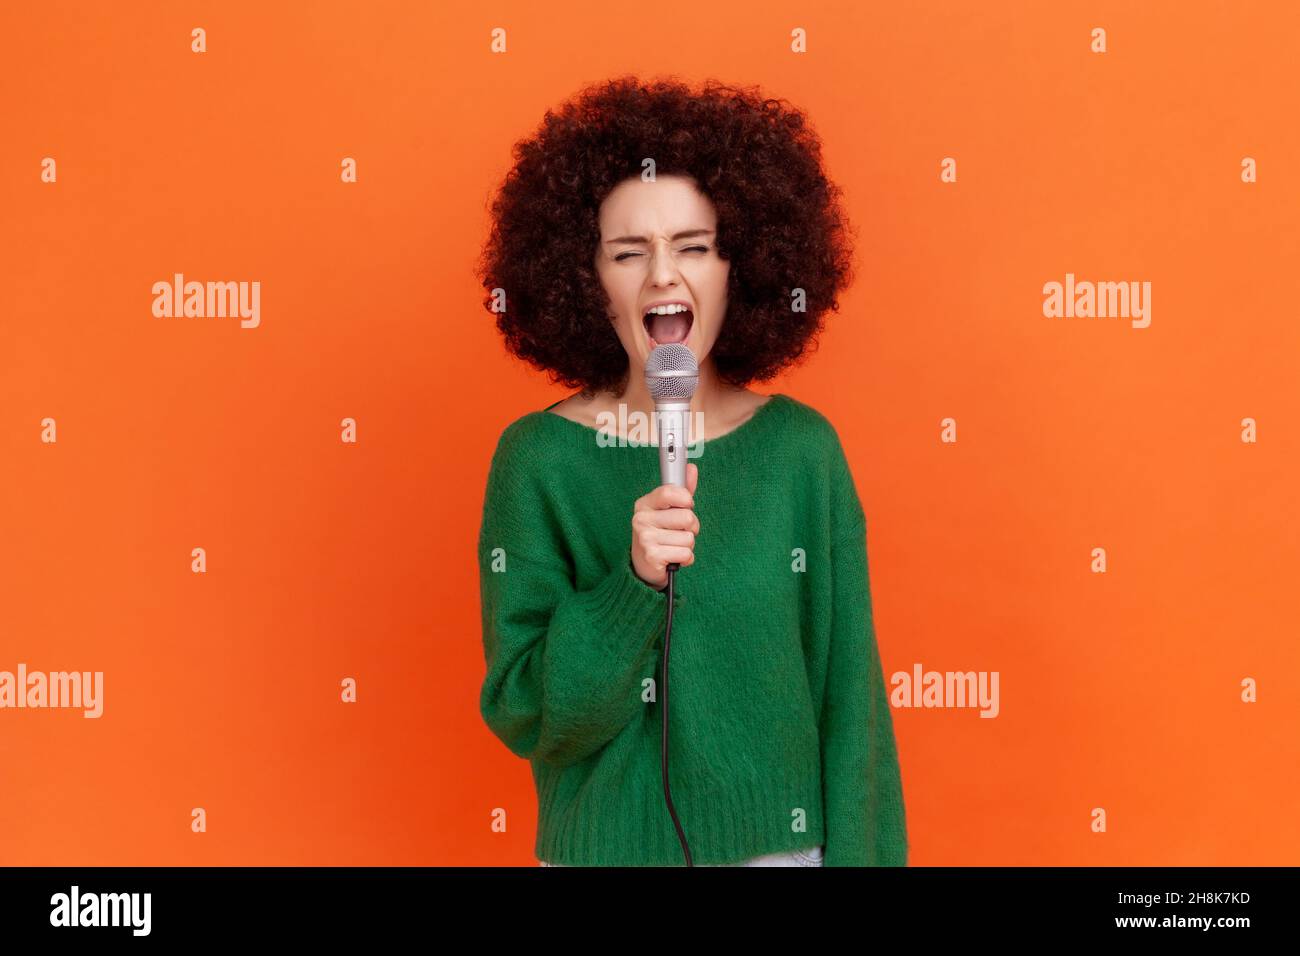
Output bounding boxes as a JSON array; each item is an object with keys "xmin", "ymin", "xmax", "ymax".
[{"xmin": 539, "ymin": 392, "xmax": 787, "ymax": 450}]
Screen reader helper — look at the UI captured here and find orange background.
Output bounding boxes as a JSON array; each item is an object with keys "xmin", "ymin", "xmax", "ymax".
[{"xmin": 2, "ymin": 0, "xmax": 1297, "ymax": 865}]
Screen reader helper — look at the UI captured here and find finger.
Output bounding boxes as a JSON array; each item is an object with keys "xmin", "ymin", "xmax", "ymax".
[
  {"xmin": 685, "ymin": 462, "xmax": 698, "ymax": 495},
  {"xmin": 651, "ymin": 483, "xmax": 694, "ymax": 510},
  {"xmin": 650, "ymin": 529, "xmax": 695, "ymax": 550},
  {"xmin": 651, "ymin": 507, "xmax": 698, "ymax": 531},
  {"xmin": 653, "ymin": 546, "xmax": 695, "ymax": 568}
]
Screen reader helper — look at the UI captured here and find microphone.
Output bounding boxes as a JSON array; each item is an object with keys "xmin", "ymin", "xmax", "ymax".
[
  {"xmin": 643, "ymin": 342, "xmax": 699, "ymax": 866},
  {"xmin": 644, "ymin": 343, "xmax": 700, "ymax": 491}
]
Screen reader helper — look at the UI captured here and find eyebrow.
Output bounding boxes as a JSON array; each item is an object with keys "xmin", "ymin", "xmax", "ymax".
[{"xmin": 603, "ymin": 229, "xmax": 715, "ymax": 245}]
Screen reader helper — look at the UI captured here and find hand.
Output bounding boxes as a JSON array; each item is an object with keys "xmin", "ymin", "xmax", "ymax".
[{"xmin": 630, "ymin": 463, "xmax": 700, "ymax": 590}]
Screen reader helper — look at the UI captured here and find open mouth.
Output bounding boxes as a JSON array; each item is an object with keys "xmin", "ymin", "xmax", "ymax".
[{"xmin": 642, "ymin": 306, "xmax": 694, "ymax": 348}]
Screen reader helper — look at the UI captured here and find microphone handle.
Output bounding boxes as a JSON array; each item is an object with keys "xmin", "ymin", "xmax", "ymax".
[{"xmin": 654, "ymin": 400, "xmax": 691, "ymax": 488}]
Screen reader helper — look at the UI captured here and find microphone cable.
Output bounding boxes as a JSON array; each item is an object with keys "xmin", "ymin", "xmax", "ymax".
[{"xmin": 659, "ymin": 560, "xmax": 692, "ymax": 866}]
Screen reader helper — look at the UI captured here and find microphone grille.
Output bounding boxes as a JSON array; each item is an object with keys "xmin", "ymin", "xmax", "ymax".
[{"xmin": 644, "ymin": 344, "xmax": 699, "ymax": 399}]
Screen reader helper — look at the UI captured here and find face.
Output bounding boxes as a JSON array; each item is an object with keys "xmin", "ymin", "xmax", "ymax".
[{"xmin": 593, "ymin": 174, "xmax": 730, "ymax": 377}]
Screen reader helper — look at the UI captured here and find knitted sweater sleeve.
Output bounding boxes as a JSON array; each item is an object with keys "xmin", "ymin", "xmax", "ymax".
[
  {"xmin": 477, "ymin": 427, "xmax": 671, "ymax": 769},
  {"xmin": 821, "ymin": 438, "xmax": 909, "ymax": 867}
]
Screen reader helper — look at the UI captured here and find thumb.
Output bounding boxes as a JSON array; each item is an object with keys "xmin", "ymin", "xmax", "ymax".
[{"xmin": 685, "ymin": 462, "xmax": 698, "ymax": 496}]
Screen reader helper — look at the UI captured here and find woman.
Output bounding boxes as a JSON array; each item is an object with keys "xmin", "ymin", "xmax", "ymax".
[{"xmin": 475, "ymin": 75, "xmax": 907, "ymax": 867}]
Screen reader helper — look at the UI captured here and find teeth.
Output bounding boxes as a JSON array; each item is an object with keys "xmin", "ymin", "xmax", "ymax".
[{"xmin": 644, "ymin": 304, "xmax": 691, "ymax": 316}]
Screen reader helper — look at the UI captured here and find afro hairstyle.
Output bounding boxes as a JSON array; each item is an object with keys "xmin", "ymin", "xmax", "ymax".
[{"xmin": 476, "ymin": 74, "xmax": 856, "ymax": 396}]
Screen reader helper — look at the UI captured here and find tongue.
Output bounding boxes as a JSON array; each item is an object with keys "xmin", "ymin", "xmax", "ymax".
[{"xmin": 648, "ymin": 311, "xmax": 691, "ymax": 346}]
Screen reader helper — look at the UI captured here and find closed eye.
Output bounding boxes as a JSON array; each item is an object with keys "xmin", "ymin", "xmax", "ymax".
[{"xmin": 614, "ymin": 245, "xmax": 710, "ymax": 262}]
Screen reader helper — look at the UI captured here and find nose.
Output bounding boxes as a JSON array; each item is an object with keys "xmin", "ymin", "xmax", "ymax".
[{"xmin": 648, "ymin": 240, "xmax": 680, "ymax": 288}]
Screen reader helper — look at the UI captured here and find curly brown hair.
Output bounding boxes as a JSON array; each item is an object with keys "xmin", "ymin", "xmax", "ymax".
[{"xmin": 476, "ymin": 74, "xmax": 856, "ymax": 396}]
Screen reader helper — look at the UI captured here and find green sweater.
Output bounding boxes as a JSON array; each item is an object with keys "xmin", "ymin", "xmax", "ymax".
[{"xmin": 476, "ymin": 392, "xmax": 908, "ymax": 866}]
